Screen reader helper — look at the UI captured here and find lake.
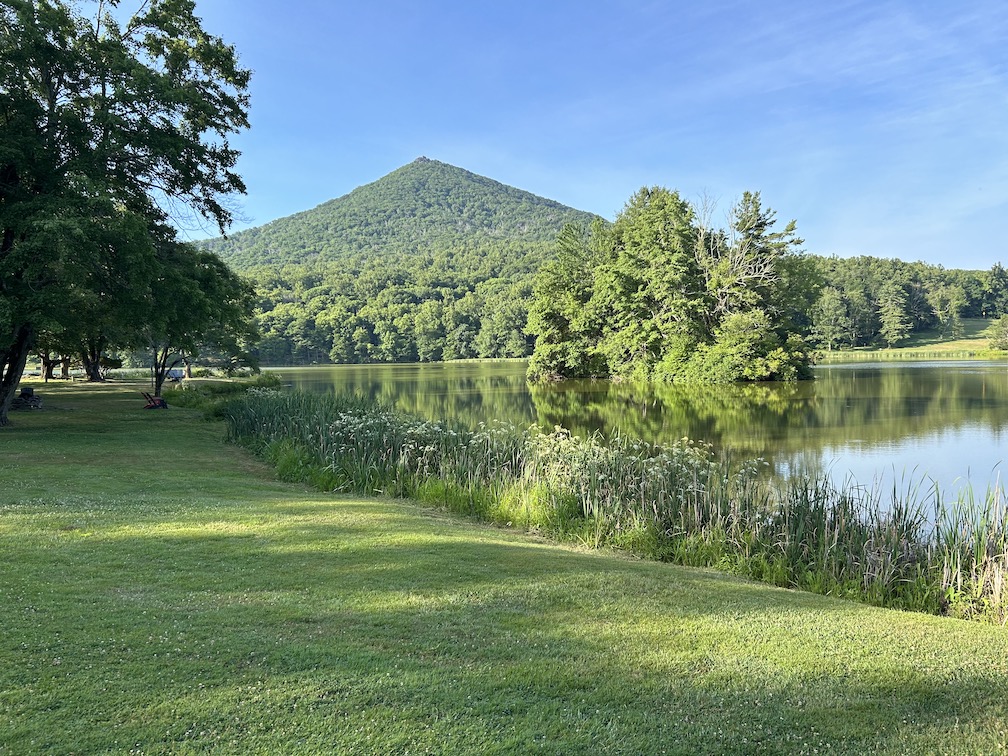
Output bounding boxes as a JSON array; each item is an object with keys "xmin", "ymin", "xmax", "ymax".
[{"xmin": 272, "ymin": 360, "xmax": 1008, "ymax": 495}]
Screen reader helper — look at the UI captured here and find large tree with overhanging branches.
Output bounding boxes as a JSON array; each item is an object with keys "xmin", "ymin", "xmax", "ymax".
[{"xmin": 0, "ymin": 0, "xmax": 251, "ymax": 425}]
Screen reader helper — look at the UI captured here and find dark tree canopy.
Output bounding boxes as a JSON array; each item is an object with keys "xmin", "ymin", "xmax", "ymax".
[
  {"xmin": 0, "ymin": 0, "xmax": 252, "ymax": 424},
  {"xmin": 146, "ymin": 233, "xmax": 258, "ymax": 396}
]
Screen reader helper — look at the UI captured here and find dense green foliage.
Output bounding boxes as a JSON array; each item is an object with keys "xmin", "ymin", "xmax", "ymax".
[
  {"xmin": 5, "ymin": 382, "xmax": 1008, "ymax": 753},
  {"xmin": 810, "ymin": 257, "xmax": 1008, "ymax": 349},
  {"xmin": 244, "ymin": 251, "xmax": 1008, "ymax": 368},
  {"xmin": 216, "ymin": 159, "xmax": 1008, "ymax": 368},
  {"xmin": 202, "ymin": 158, "xmax": 596, "ymax": 365},
  {"xmin": 248, "ymin": 262, "xmax": 536, "ymax": 365},
  {"xmin": 526, "ymin": 188, "xmax": 814, "ymax": 382},
  {"xmin": 221, "ymin": 388, "xmax": 1008, "ymax": 622},
  {"xmin": 205, "ymin": 157, "xmax": 597, "ymax": 270},
  {"xmin": 0, "ymin": 0, "xmax": 254, "ymax": 422},
  {"xmin": 145, "ymin": 242, "xmax": 258, "ymax": 395},
  {"xmin": 989, "ymin": 316, "xmax": 1008, "ymax": 350},
  {"xmin": 222, "ymin": 162, "xmax": 1008, "ymax": 370}
]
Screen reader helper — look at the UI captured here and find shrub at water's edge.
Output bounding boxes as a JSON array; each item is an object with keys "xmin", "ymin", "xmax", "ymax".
[
  {"xmin": 221, "ymin": 389, "xmax": 1008, "ymax": 623},
  {"xmin": 161, "ymin": 372, "xmax": 282, "ymax": 414}
]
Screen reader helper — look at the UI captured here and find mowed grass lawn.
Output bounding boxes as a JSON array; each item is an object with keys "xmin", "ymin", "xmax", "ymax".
[
  {"xmin": 2, "ymin": 383, "xmax": 1007, "ymax": 754},
  {"xmin": 820, "ymin": 318, "xmax": 1004, "ymax": 362}
]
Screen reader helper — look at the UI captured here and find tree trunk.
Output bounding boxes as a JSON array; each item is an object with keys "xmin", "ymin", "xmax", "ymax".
[
  {"xmin": 0, "ymin": 324, "xmax": 35, "ymax": 427},
  {"xmin": 43, "ymin": 352, "xmax": 56, "ymax": 381},
  {"xmin": 80, "ymin": 339, "xmax": 105, "ymax": 382},
  {"xmin": 151, "ymin": 345, "xmax": 181, "ymax": 397}
]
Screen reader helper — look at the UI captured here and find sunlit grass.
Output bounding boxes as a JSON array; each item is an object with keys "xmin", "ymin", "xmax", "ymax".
[
  {"xmin": 2, "ymin": 382, "xmax": 1008, "ymax": 753},
  {"xmin": 819, "ymin": 318, "xmax": 1006, "ymax": 362},
  {"xmin": 220, "ymin": 389, "xmax": 1008, "ymax": 622}
]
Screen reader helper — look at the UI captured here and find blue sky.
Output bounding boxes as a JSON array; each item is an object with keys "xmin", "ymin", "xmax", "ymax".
[{"xmin": 192, "ymin": 1, "xmax": 1007, "ymax": 269}]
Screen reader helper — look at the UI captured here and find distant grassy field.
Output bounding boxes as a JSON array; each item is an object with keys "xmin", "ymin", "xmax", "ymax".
[
  {"xmin": 2, "ymin": 381, "xmax": 1007, "ymax": 754},
  {"xmin": 819, "ymin": 318, "xmax": 1006, "ymax": 362}
]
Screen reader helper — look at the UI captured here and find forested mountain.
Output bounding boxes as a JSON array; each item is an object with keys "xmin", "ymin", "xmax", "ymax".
[
  {"xmin": 203, "ymin": 157, "xmax": 597, "ymax": 273},
  {"xmin": 199, "ymin": 159, "xmax": 1008, "ymax": 367},
  {"xmin": 197, "ymin": 158, "xmax": 598, "ymax": 365}
]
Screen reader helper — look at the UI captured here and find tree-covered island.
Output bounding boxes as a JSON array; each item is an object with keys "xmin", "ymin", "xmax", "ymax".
[{"xmin": 526, "ymin": 187, "xmax": 814, "ymax": 382}]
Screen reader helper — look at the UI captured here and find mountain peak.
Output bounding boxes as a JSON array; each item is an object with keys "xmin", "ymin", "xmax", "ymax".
[{"xmin": 203, "ymin": 160, "xmax": 597, "ymax": 270}]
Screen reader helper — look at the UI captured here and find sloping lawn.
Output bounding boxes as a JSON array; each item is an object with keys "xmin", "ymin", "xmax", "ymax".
[
  {"xmin": 1, "ymin": 381, "xmax": 1006, "ymax": 754},
  {"xmin": 821, "ymin": 318, "xmax": 1003, "ymax": 361}
]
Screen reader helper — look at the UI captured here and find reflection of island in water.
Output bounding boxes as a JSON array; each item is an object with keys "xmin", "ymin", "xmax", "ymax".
[{"xmin": 277, "ymin": 361, "xmax": 1008, "ymax": 492}]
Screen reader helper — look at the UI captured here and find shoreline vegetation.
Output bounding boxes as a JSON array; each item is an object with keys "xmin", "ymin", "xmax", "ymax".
[{"xmin": 200, "ymin": 384, "xmax": 1008, "ymax": 625}]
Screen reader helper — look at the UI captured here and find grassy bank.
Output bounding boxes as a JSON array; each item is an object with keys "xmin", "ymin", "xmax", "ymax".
[
  {"xmin": 819, "ymin": 318, "xmax": 1007, "ymax": 362},
  {"xmin": 2, "ymin": 382, "xmax": 1008, "ymax": 753},
  {"xmin": 217, "ymin": 389, "xmax": 1008, "ymax": 623}
]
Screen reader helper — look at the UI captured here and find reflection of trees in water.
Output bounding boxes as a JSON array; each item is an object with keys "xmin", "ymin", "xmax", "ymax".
[
  {"xmin": 529, "ymin": 380, "xmax": 806, "ymax": 470},
  {"xmin": 530, "ymin": 366, "xmax": 1008, "ymax": 475},
  {"xmin": 285, "ymin": 363, "xmax": 538, "ymax": 431},
  {"xmin": 280, "ymin": 363, "xmax": 1008, "ymax": 478},
  {"xmin": 810, "ymin": 366, "xmax": 1008, "ymax": 442}
]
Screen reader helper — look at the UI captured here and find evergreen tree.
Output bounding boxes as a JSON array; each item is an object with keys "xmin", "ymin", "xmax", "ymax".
[
  {"xmin": 601, "ymin": 188, "xmax": 704, "ymax": 377},
  {"xmin": 878, "ymin": 282, "xmax": 912, "ymax": 347},
  {"xmin": 810, "ymin": 287, "xmax": 852, "ymax": 350},
  {"xmin": 525, "ymin": 221, "xmax": 609, "ymax": 379}
]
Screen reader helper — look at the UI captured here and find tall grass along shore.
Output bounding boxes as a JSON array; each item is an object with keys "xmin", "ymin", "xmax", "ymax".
[{"xmin": 216, "ymin": 387, "xmax": 1008, "ymax": 624}]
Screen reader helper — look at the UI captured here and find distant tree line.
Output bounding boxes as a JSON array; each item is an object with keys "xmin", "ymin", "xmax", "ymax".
[
  {"xmin": 249, "ymin": 199, "xmax": 1008, "ymax": 370},
  {"xmin": 809, "ymin": 257, "xmax": 1008, "ymax": 349},
  {"xmin": 250, "ymin": 258, "xmax": 533, "ymax": 365}
]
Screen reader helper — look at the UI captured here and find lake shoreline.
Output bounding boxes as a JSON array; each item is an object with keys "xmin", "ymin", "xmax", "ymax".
[{"xmin": 270, "ymin": 359, "xmax": 1008, "ymax": 496}]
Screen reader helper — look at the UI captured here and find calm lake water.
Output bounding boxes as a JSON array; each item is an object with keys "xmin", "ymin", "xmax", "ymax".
[{"xmin": 273, "ymin": 361, "xmax": 1008, "ymax": 495}]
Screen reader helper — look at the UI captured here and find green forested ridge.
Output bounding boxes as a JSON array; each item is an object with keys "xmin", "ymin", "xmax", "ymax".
[
  {"xmin": 201, "ymin": 158, "xmax": 596, "ymax": 364},
  {"xmin": 202, "ymin": 159, "xmax": 1008, "ymax": 367},
  {"xmin": 204, "ymin": 157, "xmax": 597, "ymax": 271}
]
